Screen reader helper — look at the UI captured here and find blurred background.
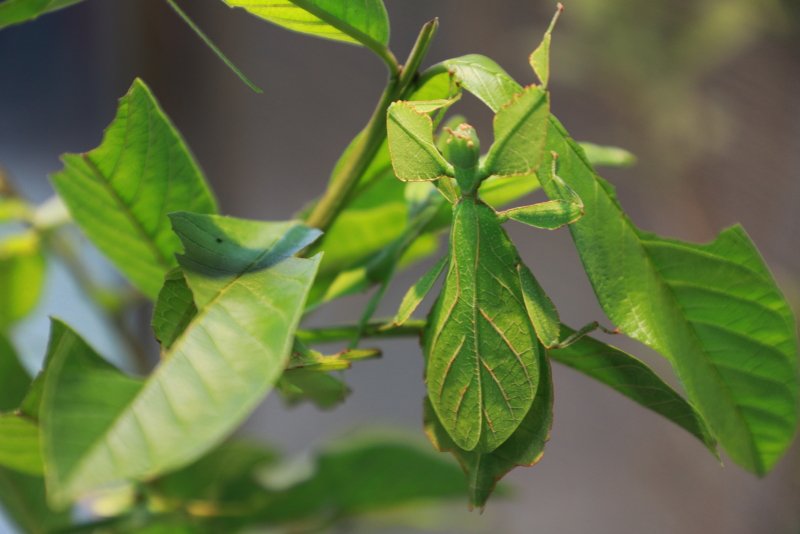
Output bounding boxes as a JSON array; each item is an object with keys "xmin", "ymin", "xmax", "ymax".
[{"xmin": 1, "ymin": 0, "xmax": 799, "ymax": 532}]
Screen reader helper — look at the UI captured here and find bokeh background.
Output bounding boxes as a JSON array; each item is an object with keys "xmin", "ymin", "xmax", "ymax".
[{"xmin": 1, "ymin": 0, "xmax": 799, "ymax": 532}]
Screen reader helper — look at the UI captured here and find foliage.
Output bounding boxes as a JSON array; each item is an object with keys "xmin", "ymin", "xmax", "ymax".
[{"xmin": 0, "ymin": 1, "xmax": 797, "ymax": 532}]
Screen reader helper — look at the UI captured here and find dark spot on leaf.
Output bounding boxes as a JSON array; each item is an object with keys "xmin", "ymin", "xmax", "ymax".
[{"xmin": 216, "ymin": 237, "xmax": 223, "ymax": 244}]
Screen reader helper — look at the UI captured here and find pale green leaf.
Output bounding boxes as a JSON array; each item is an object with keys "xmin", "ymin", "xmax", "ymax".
[
  {"xmin": 544, "ymin": 117, "xmax": 799, "ymax": 475},
  {"xmin": 425, "ymin": 199, "xmax": 541, "ymax": 452},
  {"xmin": 387, "ymin": 101, "xmax": 453, "ymax": 182},
  {"xmin": 442, "ymin": 55, "xmax": 522, "ymax": 111},
  {"xmin": 425, "ymin": 349, "xmax": 553, "ymax": 509},
  {"xmin": 0, "ymin": 0, "xmax": 82, "ymax": 30},
  {"xmin": 42, "ymin": 215, "xmax": 321, "ymax": 505},
  {"xmin": 550, "ymin": 327, "xmax": 716, "ymax": 452},
  {"xmin": 388, "ymin": 255, "xmax": 447, "ymax": 328},
  {"xmin": 578, "ymin": 142, "xmax": 637, "ymax": 167},
  {"xmin": 0, "ymin": 231, "xmax": 45, "ymax": 328},
  {"xmin": 223, "ymin": 0, "xmax": 390, "ymax": 46},
  {"xmin": 482, "ymin": 85, "xmax": 550, "ymax": 177},
  {"xmin": 151, "ymin": 268, "xmax": 197, "ymax": 350},
  {"xmin": 51, "ymin": 78, "xmax": 218, "ymax": 300}
]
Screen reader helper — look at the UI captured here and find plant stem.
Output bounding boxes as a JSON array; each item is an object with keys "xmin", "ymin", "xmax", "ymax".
[
  {"xmin": 297, "ymin": 320, "xmax": 425, "ymax": 344},
  {"xmin": 304, "ymin": 19, "xmax": 439, "ymax": 232}
]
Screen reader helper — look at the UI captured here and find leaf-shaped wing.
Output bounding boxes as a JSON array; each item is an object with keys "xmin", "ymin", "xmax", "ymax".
[
  {"xmin": 482, "ymin": 86, "xmax": 550, "ymax": 177},
  {"xmin": 387, "ymin": 101, "xmax": 454, "ymax": 182},
  {"xmin": 425, "ymin": 200, "xmax": 540, "ymax": 453}
]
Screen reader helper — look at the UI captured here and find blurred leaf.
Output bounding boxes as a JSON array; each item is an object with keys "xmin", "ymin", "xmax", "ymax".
[
  {"xmin": 223, "ymin": 0, "xmax": 390, "ymax": 46},
  {"xmin": 0, "ymin": 468, "xmax": 69, "ymax": 534},
  {"xmin": 42, "ymin": 215, "xmax": 321, "ymax": 505},
  {"xmin": 153, "ymin": 440, "xmax": 277, "ymax": 504},
  {"xmin": 0, "ymin": 231, "xmax": 45, "ymax": 328},
  {"xmin": 255, "ymin": 436, "xmax": 465, "ymax": 525},
  {"xmin": 0, "ymin": 334, "xmax": 30, "ymax": 411},
  {"xmin": 425, "ymin": 349, "xmax": 552, "ymax": 510},
  {"xmin": 151, "ymin": 268, "xmax": 196, "ymax": 351},
  {"xmin": 578, "ymin": 142, "xmax": 637, "ymax": 167},
  {"xmin": 0, "ymin": 0, "xmax": 83, "ymax": 30},
  {"xmin": 0, "ymin": 416, "xmax": 42, "ymax": 475},
  {"xmin": 277, "ymin": 370, "xmax": 351, "ymax": 409},
  {"xmin": 51, "ymin": 78, "xmax": 218, "ymax": 300},
  {"xmin": 550, "ymin": 327, "xmax": 717, "ymax": 452}
]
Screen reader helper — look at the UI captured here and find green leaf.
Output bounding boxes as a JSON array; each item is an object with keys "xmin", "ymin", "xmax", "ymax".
[
  {"xmin": 482, "ymin": 85, "xmax": 550, "ymax": 177},
  {"xmin": 388, "ymin": 255, "xmax": 448, "ymax": 328},
  {"xmin": 425, "ymin": 348, "xmax": 553, "ymax": 509},
  {"xmin": 578, "ymin": 142, "xmax": 637, "ymax": 168},
  {"xmin": 529, "ymin": 3, "xmax": 563, "ymax": 88},
  {"xmin": 0, "ymin": 334, "xmax": 30, "ymax": 411},
  {"xmin": 152, "ymin": 268, "xmax": 197, "ymax": 350},
  {"xmin": 0, "ymin": 0, "xmax": 82, "ymax": 30},
  {"xmin": 0, "ymin": 468, "xmax": 69, "ymax": 534},
  {"xmin": 0, "ymin": 231, "xmax": 45, "ymax": 328},
  {"xmin": 51, "ymin": 78, "xmax": 218, "ymax": 300},
  {"xmin": 42, "ymin": 215, "xmax": 321, "ymax": 505},
  {"xmin": 544, "ymin": 117, "xmax": 799, "ymax": 475},
  {"xmin": 425, "ymin": 199, "xmax": 541, "ymax": 452},
  {"xmin": 223, "ymin": 0, "xmax": 390, "ymax": 47},
  {"xmin": 387, "ymin": 101, "xmax": 454, "ymax": 182},
  {"xmin": 277, "ymin": 370, "xmax": 351, "ymax": 409},
  {"xmin": 550, "ymin": 327, "xmax": 716, "ymax": 451},
  {"xmin": 255, "ymin": 435, "xmax": 465, "ymax": 525},
  {"xmin": 0, "ymin": 416, "xmax": 42, "ymax": 475},
  {"xmin": 518, "ymin": 265, "xmax": 560, "ymax": 348}
]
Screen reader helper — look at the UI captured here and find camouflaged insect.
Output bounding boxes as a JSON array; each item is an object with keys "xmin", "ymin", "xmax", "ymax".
[{"xmin": 386, "ymin": 75, "xmax": 583, "ymax": 453}]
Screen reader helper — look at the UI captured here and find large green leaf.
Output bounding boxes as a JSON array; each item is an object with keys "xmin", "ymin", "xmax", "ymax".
[
  {"xmin": 51, "ymin": 78, "xmax": 217, "ymax": 300},
  {"xmin": 42, "ymin": 215, "xmax": 321, "ymax": 505},
  {"xmin": 443, "ymin": 54, "xmax": 799, "ymax": 474},
  {"xmin": 0, "ymin": 231, "xmax": 45, "ymax": 328},
  {"xmin": 254, "ymin": 436, "xmax": 465, "ymax": 525},
  {"xmin": 223, "ymin": 0, "xmax": 389, "ymax": 47},
  {"xmin": 0, "ymin": 335, "xmax": 29, "ymax": 411},
  {"xmin": 550, "ymin": 328, "xmax": 716, "ymax": 451},
  {"xmin": 0, "ymin": 0, "xmax": 82, "ymax": 29},
  {"xmin": 425, "ymin": 348, "xmax": 553, "ymax": 510},
  {"xmin": 545, "ymin": 120, "xmax": 798, "ymax": 475},
  {"xmin": 425, "ymin": 199, "xmax": 541, "ymax": 452}
]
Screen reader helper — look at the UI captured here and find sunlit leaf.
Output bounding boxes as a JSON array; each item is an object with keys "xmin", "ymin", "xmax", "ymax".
[
  {"xmin": 42, "ymin": 215, "xmax": 321, "ymax": 505},
  {"xmin": 223, "ymin": 0, "xmax": 390, "ymax": 47},
  {"xmin": 0, "ymin": 0, "xmax": 83, "ymax": 30},
  {"xmin": 0, "ymin": 231, "xmax": 45, "ymax": 328},
  {"xmin": 51, "ymin": 78, "xmax": 217, "ymax": 299},
  {"xmin": 387, "ymin": 101, "xmax": 453, "ymax": 182}
]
